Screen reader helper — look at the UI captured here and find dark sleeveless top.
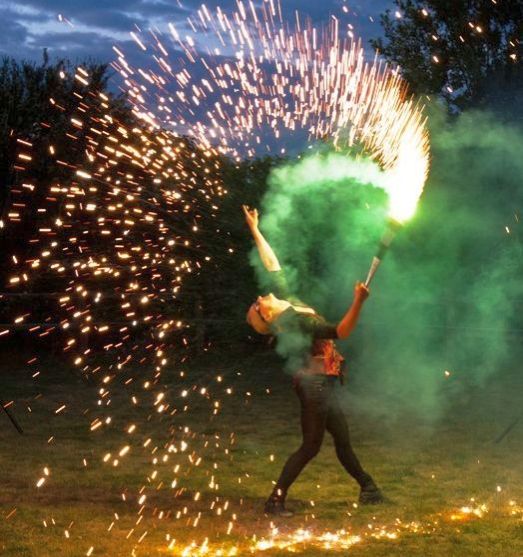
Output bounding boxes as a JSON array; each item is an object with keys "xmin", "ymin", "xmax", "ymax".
[{"xmin": 269, "ymin": 271, "xmax": 345, "ymax": 377}]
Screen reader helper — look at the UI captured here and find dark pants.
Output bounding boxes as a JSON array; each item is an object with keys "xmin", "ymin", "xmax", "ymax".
[{"xmin": 273, "ymin": 374, "xmax": 373, "ymax": 499}]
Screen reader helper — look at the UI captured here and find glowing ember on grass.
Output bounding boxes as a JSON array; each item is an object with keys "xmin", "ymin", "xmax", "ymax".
[{"xmin": 162, "ymin": 499, "xmax": 520, "ymax": 556}]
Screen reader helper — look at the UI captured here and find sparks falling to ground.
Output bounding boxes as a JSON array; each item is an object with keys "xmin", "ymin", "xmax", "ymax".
[{"xmin": 166, "ymin": 497, "xmax": 523, "ymax": 555}]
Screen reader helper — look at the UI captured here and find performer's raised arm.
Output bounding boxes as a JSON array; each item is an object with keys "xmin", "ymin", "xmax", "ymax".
[
  {"xmin": 336, "ymin": 282, "xmax": 370, "ymax": 339},
  {"xmin": 242, "ymin": 205, "xmax": 281, "ymax": 272}
]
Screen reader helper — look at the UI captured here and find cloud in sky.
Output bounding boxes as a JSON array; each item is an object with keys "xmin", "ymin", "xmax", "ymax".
[{"xmin": 1, "ymin": 0, "xmax": 394, "ymax": 63}]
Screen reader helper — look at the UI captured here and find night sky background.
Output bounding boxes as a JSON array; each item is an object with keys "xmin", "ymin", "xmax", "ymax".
[{"xmin": 1, "ymin": 0, "xmax": 396, "ymax": 62}]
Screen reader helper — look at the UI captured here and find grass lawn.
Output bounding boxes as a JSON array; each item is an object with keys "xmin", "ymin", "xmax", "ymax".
[{"xmin": 0, "ymin": 352, "xmax": 522, "ymax": 556}]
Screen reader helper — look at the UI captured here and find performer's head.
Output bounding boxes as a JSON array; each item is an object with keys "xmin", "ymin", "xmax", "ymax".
[{"xmin": 246, "ymin": 293, "xmax": 280, "ymax": 335}]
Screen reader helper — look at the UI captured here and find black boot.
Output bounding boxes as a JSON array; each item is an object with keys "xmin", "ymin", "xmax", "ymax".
[
  {"xmin": 358, "ymin": 478, "xmax": 385, "ymax": 505},
  {"xmin": 264, "ymin": 491, "xmax": 294, "ymax": 517}
]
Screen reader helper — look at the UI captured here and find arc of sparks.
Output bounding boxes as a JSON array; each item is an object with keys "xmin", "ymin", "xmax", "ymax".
[{"xmin": 118, "ymin": 0, "xmax": 430, "ymax": 219}]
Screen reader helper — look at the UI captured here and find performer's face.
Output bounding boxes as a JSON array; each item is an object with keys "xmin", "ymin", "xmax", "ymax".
[
  {"xmin": 246, "ymin": 293, "xmax": 279, "ymax": 335},
  {"xmin": 255, "ymin": 293, "xmax": 277, "ymax": 322}
]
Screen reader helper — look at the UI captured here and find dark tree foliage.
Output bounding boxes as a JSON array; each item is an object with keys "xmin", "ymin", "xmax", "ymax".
[
  {"xmin": 0, "ymin": 53, "xmax": 133, "ymax": 285},
  {"xmin": 0, "ymin": 51, "xmax": 135, "ymax": 251},
  {"xmin": 0, "ymin": 52, "xmax": 278, "ymax": 359},
  {"xmin": 371, "ymin": 0, "xmax": 523, "ymax": 110}
]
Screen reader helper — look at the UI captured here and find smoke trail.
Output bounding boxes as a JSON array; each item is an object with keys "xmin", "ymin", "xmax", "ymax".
[
  {"xmin": 251, "ymin": 151, "xmax": 388, "ymax": 301},
  {"xmin": 251, "ymin": 107, "xmax": 523, "ymax": 422},
  {"xmin": 249, "ymin": 151, "xmax": 389, "ymax": 371}
]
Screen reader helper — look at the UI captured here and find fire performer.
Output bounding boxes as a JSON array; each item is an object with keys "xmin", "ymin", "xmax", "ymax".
[{"xmin": 243, "ymin": 205, "xmax": 384, "ymax": 517}]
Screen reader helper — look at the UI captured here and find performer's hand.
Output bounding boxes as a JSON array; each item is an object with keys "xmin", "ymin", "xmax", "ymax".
[
  {"xmin": 354, "ymin": 282, "xmax": 370, "ymax": 302},
  {"xmin": 242, "ymin": 205, "xmax": 259, "ymax": 230}
]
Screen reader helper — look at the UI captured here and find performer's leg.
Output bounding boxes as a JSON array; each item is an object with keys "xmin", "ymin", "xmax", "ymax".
[
  {"xmin": 269, "ymin": 376, "xmax": 328, "ymax": 502},
  {"xmin": 325, "ymin": 382, "xmax": 384, "ymax": 503},
  {"xmin": 325, "ymin": 384, "xmax": 372, "ymax": 487}
]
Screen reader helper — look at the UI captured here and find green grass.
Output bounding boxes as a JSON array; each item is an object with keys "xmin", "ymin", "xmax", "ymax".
[{"xmin": 0, "ymin": 353, "xmax": 522, "ymax": 556}]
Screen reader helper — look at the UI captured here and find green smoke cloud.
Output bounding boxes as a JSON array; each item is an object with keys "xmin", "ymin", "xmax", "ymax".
[{"xmin": 251, "ymin": 106, "xmax": 523, "ymax": 423}]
